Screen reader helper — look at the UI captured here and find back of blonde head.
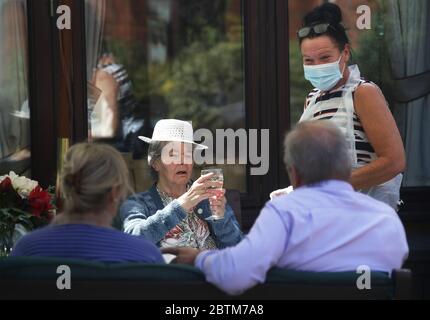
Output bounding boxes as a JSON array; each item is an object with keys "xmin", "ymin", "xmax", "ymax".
[{"xmin": 61, "ymin": 143, "xmax": 133, "ymax": 214}]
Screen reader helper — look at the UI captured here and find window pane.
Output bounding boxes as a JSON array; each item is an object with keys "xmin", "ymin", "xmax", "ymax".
[
  {"xmin": 0, "ymin": 0, "xmax": 31, "ymax": 177},
  {"xmin": 85, "ymin": 0, "xmax": 246, "ymax": 192},
  {"xmin": 289, "ymin": 0, "xmax": 430, "ymax": 187}
]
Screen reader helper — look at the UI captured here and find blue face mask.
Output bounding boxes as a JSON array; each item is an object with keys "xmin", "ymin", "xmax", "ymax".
[{"xmin": 303, "ymin": 56, "xmax": 346, "ymax": 91}]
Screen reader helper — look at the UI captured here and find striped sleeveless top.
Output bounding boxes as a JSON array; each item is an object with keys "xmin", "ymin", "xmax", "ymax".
[
  {"xmin": 303, "ymin": 65, "xmax": 377, "ymax": 167},
  {"xmin": 100, "ymin": 63, "xmax": 136, "ymax": 120},
  {"xmin": 97, "ymin": 63, "xmax": 144, "ymax": 153}
]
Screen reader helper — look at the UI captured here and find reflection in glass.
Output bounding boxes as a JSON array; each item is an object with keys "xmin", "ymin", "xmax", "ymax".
[
  {"xmin": 0, "ymin": 0, "xmax": 30, "ymax": 177},
  {"xmin": 85, "ymin": 0, "xmax": 246, "ymax": 192}
]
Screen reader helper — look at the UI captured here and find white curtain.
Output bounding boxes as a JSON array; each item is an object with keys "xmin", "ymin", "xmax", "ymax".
[
  {"xmin": 384, "ymin": 0, "xmax": 430, "ymax": 186},
  {"xmin": 85, "ymin": 0, "xmax": 106, "ymax": 82},
  {"xmin": 0, "ymin": 0, "xmax": 30, "ymax": 175},
  {"xmin": 85, "ymin": 0, "xmax": 106, "ymax": 133}
]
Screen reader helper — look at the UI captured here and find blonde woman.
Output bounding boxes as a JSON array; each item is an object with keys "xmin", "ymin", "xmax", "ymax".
[{"xmin": 11, "ymin": 143, "xmax": 163, "ymax": 263}]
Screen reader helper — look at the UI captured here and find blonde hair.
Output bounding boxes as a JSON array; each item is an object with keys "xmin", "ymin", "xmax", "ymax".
[{"xmin": 61, "ymin": 143, "xmax": 133, "ymax": 214}]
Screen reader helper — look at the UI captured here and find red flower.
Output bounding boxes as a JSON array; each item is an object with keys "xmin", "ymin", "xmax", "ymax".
[
  {"xmin": 165, "ymin": 225, "xmax": 184, "ymax": 240},
  {"xmin": 28, "ymin": 186, "xmax": 53, "ymax": 217},
  {"xmin": 0, "ymin": 177, "xmax": 13, "ymax": 193}
]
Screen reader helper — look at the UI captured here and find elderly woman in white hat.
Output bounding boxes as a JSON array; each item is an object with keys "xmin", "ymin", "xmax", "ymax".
[{"xmin": 119, "ymin": 119, "xmax": 243, "ymax": 250}]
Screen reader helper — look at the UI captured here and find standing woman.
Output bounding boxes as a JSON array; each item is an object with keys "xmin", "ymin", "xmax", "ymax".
[{"xmin": 292, "ymin": 3, "xmax": 405, "ymax": 209}]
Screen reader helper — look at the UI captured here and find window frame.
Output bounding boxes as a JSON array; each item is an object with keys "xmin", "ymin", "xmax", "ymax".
[
  {"xmin": 27, "ymin": 0, "xmax": 57, "ymax": 188},
  {"xmin": 25, "ymin": 0, "xmax": 430, "ymax": 229}
]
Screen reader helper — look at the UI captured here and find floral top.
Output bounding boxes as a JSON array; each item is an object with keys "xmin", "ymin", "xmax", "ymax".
[
  {"xmin": 157, "ymin": 187, "xmax": 217, "ymax": 250},
  {"xmin": 119, "ymin": 184, "xmax": 243, "ymax": 248}
]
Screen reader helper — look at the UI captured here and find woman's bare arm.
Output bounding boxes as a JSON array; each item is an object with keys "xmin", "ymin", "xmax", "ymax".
[
  {"xmin": 351, "ymin": 83, "xmax": 406, "ymax": 190},
  {"xmin": 93, "ymin": 70, "xmax": 119, "ymax": 138}
]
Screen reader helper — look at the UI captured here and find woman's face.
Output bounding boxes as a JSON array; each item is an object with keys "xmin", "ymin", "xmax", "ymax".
[
  {"xmin": 154, "ymin": 142, "xmax": 194, "ymax": 187},
  {"xmin": 301, "ymin": 35, "xmax": 349, "ymax": 67}
]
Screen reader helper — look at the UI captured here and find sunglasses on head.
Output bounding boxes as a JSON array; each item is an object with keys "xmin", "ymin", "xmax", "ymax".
[{"xmin": 297, "ymin": 23, "xmax": 334, "ymax": 39}]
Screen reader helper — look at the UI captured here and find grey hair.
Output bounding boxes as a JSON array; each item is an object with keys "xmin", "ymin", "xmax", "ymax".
[
  {"xmin": 283, "ymin": 120, "xmax": 352, "ymax": 185},
  {"xmin": 147, "ymin": 141, "xmax": 169, "ymax": 181}
]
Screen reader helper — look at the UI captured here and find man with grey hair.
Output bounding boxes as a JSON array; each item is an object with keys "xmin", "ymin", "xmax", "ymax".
[
  {"xmin": 164, "ymin": 121, "xmax": 409, "ymax": 295},
  {"xmin": 283, "ymin": 120, "xmax": 352, "ymax": 188}
]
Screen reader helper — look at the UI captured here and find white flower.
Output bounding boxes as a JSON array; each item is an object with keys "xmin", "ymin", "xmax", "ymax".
[{"xmin": 4, "ymin": 171, "xmax": 39, "ymax": 197}]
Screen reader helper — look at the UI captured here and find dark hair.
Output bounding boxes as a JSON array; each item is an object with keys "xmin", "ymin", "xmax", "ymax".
[{"xmin": 299, "ymin": 3, "xmax": 350, "ymax": 51}]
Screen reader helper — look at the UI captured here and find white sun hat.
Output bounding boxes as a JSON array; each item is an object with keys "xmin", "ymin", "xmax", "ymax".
[{"xmin": 138, "ymin": 119, "xmax": 208, "ymax": 149}]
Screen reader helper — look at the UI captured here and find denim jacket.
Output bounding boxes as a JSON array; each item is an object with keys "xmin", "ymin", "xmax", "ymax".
[{"xmin": 119, "ymin": 185, "xmax": 243, "ymax": 248}]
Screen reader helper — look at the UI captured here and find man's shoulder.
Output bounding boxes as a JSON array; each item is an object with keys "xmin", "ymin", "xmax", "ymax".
[
  {"xmin": 352, "ymin": 191, "xmax": 399, "ymax": 215},
  {"xmin": 269, "ymin": 187, "xmax": 321, "ymax": 209},
  {"xmin": 268, "ymin": 183, "xmax": 392, "ymax": 212},
  {"xmin": 264, "ymin": 190, "xmax": 313, "ymax": 221}
]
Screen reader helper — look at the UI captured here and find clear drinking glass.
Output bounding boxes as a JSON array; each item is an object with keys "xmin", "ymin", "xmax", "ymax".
[{"xmin": 201, "ymin": 168, "xmax": 224, "ymax": 219}]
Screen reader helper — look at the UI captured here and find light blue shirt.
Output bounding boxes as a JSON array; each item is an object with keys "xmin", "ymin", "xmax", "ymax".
[{"xmin": 195, "ymin": 180, "xmax": 409, "ymax": 295}]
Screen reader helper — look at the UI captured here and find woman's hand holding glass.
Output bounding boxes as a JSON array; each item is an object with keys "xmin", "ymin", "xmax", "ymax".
[
  {"xmin": 176, "ymin": 173, "xmax": 222, "ymax": 212},
  {"xmin": 201, "ymin": 169, "xmax": 226, "ymax": 219},
  {"xmin": 208, "ymin": 188, "xmax": 226, "ymax": 219}
]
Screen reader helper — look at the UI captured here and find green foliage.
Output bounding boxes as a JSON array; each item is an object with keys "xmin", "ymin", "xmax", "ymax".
[
  {"xmin": 105, "ymin": 23, "xmax": 244, "ymax": 131},
  {"xmin": 0, "ymin": 208, "xmax": 33, "ymax": 231},
  {"xmin": 165, "ymin": 34, "xmax": 243, "ymax": 130},
  {"xmin": 0, "ymin": 175, "xmax": 55, "ymax": 256},
  {"xmin": 0, "ymin": 183, "xmax": 27, "ymax": 229},
  {"xmin": 0, "ymin": 186, "xmax": 32, "ymax": 256},
  {"xmin": 353, "ymin": 11, "xmax": 395, "ymax": 107}
]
